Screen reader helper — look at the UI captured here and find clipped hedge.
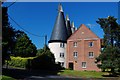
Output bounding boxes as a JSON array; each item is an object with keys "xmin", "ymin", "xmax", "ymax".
[
  {"xmin": 7, "ymin": 56, "xmax": 35, "ymax": 68},
  {"xmin": 6, "ymin": 55, "xmax": 63, "ymax": 70}
]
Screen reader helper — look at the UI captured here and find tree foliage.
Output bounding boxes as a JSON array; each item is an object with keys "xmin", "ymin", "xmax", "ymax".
[
  {"xmin": 2, "ymin": 7, "xmax": 37, "ymax": 65},
  {"xmin": 13, "ymin": 31, "xmax": 37, "ymax": 57},
  {"xmin": 36, "ymin": 45, "xmax": 55, "ymax": 63},
  {"xmin": 95, "ymin": 16, "xmax": 120, "ymax": 73},
  {"xmin": 2, "ymin": 7, "xmax": 16, "ymax": 64},
  {"xmin": 27, "ymin": 45, "xmax": 60, "ymax": 70},
  {"xmin": 36, "ymin": 49, "xmax": 44, "ymax": 56}
]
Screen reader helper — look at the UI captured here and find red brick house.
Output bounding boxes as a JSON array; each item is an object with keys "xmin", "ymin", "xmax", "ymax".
[{"xmin": 66, "ymin": 24, "xmax": 101, "ymax": 71}]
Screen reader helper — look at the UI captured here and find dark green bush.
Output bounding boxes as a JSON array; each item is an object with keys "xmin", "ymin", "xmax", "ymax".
[
  {"xmin": 26, "ymin": 51, "xmax": 63, "ymax": 70},
  {"xmin": 28, "ymin": 53, "xmax": 55, "ymax": 70}
]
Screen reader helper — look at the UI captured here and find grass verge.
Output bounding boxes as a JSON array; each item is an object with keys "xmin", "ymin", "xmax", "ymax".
[
  {"xmin": 2, "ymin": 75, "xmax": 16, "ymax": 80},
  {"xmin": 58, "ymin": 70, "xmax": 108, "ymax": 78}
]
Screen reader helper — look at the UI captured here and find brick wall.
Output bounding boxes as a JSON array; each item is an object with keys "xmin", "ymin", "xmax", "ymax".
[{"xmin": 66, "ymin": 24, "xmax": 101, "ymax": 71}]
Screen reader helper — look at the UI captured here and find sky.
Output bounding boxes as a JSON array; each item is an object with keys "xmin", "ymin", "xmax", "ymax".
[
  {"xmin": 3, "ymin": 0, "xmax": 120, "ymax": 2},
  {"xmin": 3, "ymin": 2, "xmax": 118, "ymax": 49}
]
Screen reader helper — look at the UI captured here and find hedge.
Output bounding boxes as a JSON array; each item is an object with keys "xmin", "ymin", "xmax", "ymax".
[
  {"xmin": 6, "ymin": 56, "xmax": 35, "ymax": 68},
  {"xmin": 6, "ymin": 55, "xmax": 63, "ymax": 70}
]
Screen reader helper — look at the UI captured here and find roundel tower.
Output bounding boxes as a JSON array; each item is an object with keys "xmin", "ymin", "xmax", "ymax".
[{"xmin": 48, "ymin": 4, "xmax": 68, "ymax": 67}]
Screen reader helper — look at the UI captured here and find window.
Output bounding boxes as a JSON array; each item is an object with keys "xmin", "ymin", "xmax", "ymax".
[
  {"xmin": 61, "ymin": 62, "xmax": 64, "ymax": 67},
  {"xmin": 89, "ymin": 42, "xmax": 93, "ymax": 47},
  {"xmin": 73, "ymin": 42, "xmax": 77, "ymax": 47},
  {"xmin": 73, "ymin": 52, "xmax": 78, "ymax": 58},
  {"xmin": 60, "ymin": 53, "xmax": 64, "ymax": 58},
  {"xmin": 82, "ymin": 62, "xmax": 86, "ymax": 68},
  {"xmin": 89, "ymin": 52, "xmax": 94, "ymax": 58},
  {"xmin": 60, "ymin": 43, "xmax": 64, "ymax": 48}
]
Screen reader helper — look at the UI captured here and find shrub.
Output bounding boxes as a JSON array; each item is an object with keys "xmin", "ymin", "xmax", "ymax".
[
  {"xmin": 27, "ymin": 52, "xmax": 63, "ymax": 70},
  {"xmin": 6, "ymin": 50, "xmax": 63, "ymax": 71},
  {"xmin": 7, "ymin": 56, "xmax": 35, "ymax": 68},
  {"xmin": 29, "ymin": 53, "xmax": 56, "ymax": 70}
]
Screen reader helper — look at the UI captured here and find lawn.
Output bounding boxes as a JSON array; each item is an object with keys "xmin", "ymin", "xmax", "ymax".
[
  {"xmin": 58, "ymin": 70, "xmax": 108, "ymax": 78},
  {"xmin": 1, "ymin": 75, "xmax": 16, "ymax": 80}
]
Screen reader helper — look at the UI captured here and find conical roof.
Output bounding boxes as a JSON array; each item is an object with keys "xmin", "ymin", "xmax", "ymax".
[
  {"xmin": 66, "ymin": 14, "xmax": 72, "ymax": 38},
  {"xmin": 71, "ymin": 21, "xmax": 76, "ymax": 33},
  {"xmin": 49, "ymin": 4, "xmax": 68, "ymax": 43}
]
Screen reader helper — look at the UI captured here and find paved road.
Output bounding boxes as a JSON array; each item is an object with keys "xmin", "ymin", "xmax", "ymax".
[
  {"xmin": 25, "ymin": 75, "xmax": 84, "ymax": 80},
  {"xmin": 25, "ymin": 75, "xmax": 101, "ymax": 80},
  {"xmin": 25, "ymin": 75, "xmax": 119, "ymax": 80}
]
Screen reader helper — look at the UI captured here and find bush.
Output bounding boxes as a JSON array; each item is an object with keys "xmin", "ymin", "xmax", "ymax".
[
  {"xmin": 28, "ymin": 53, "xmax": 56, "ymax": 70},
  {"xmin": 6, "ymin": 50, "xmax": 63, "ymax": 71},
  {"xmin": 27, "ymin": 52, "xmax": 63, "ymax": 70},
  {"xmin": 7, "ymin": 56, "xmax": 35, "ymax": 68}
]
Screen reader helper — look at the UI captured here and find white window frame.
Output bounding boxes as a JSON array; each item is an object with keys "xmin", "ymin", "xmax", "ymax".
[
  {"xmin": 89, "ymin": 52, "xmax": 94, "ymax": 58},
  {"xmin": 89, "ymin": 42, "xmax": 93, "ymax": 47},
  {"xmin": 60, "ymin": 53, "xmax": 64, "ymax": 58},
  {"xmin": 73, "ymin": 52, "xmax": 78, "ymax": 58},
  {"xmin": 60, "ymin": 62, "xmax": 64, "ymax": 67},
  {"xmin": 60, "ymin": 43, "xmax": 64, "ymax": 48},
  {"xmin": 73, "ymin": 42, "xmax": 77, "ymax": 47},
  {"xmin": 82, "ymin": 62, "xmax": 86, "ymax": 68}
]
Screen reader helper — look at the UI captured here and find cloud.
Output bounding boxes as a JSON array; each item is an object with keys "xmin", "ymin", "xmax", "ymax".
[{"xmin": 86, "ymin": 23, "xmax": 96, "ymax": 29}]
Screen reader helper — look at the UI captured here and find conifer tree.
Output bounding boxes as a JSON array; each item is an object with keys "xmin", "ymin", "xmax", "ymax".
[
  {"xmin": 95, "ymin": 16, "xmax": 120, "ymax": 74},
  {"xmin": 2, "ymin": 7, "xmax": 16, "ymax": 64}
]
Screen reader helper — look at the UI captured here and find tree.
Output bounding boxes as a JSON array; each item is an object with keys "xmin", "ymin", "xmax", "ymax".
[
  {"xmin": 27, "ymin": 45, "xmax": 58, "ymax": 70},
  {"xmin": 36, "ymin": 45, "xmax": 55, "ymax": 62},
  {"xmin": 2, "ymin": 7, "xmax": 16, "ymax": 65},
  {"xmin": 2, "ymin": 6, "xmax": 37, "ymax": 65},
  {"xmin": 36, "ymin": 47, "xmax": 45, "ymax": 56},
  {"xmin": 36, "ymin": 49, "xmax": 44, "ymax": 56},
  {"xmin": 95, "ymin": 16, "xmax": 120, "ymax": 74},
  {"xmin": 13, "ymin": 31, "xmax": 37, "ymax": 57}
]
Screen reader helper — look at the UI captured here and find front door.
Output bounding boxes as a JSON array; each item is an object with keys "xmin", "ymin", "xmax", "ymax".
[{"xmin": 69, "ymin": 62, "xmax": 74, "ymax": 70}]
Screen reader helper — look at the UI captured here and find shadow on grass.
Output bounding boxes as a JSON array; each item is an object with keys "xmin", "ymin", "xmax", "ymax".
[
  {"xmin": 102, "ymin": 74, "xmax": 119, "ymax": 77},
  {"xmin": 2, "ymin": 67, "xmax": 63, "ymax": 79},
  {"xmin": 102, "ymin": 72, "xmax": 120, "ymax": 77}
]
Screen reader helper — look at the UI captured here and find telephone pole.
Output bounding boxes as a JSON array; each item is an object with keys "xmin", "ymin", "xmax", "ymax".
[
  {"xmin": 44, "ymin": 35, "xmax": 47, "ymax": 51},
  {"xmin": 44, "ymin": 35, "xmax": 47, "ymax": 45}
]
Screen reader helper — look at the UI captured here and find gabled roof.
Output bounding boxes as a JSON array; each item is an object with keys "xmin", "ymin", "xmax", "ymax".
[
  {"xmin": 49, "ymin": 4, "xmax": 68, "ymax": 43},
  {"xmin": 68, "ymin": 24, "xmax": 100, "ymax": 41}
]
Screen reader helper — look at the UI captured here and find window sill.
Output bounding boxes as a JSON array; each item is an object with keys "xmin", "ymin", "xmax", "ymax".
[
  {"xmin": 60, "ymin": 57, "xmax": 65, "ymax": 58},
  {"xmin": 89, "ymin": 57, "xmax": 94, "ymax": 59},
  {"xmin": 82, "ymin": 67, "xmax": 86, "ymax": 68}
]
